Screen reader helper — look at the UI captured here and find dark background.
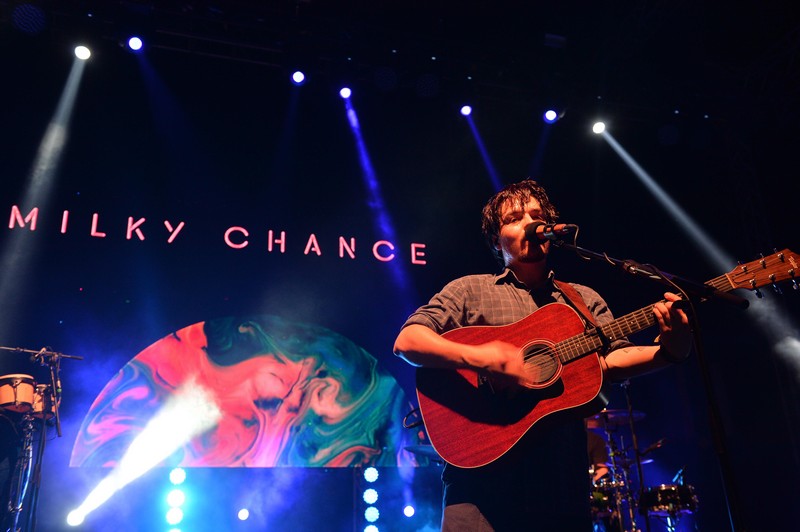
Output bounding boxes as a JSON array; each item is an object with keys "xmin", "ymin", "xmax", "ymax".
[{"xmin": 1, "ymin": 1, "xmax": 799, "ymax": 530}]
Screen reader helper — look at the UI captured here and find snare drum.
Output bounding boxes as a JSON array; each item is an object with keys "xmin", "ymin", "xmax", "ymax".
[
  {"xmin": 640, "ymin": 484, "xmax": 698, "ymax": 516},
  {"xmin": 590, "ymin": 478, "xmax": 624, "ymax": 518},
  {"xmin": 0, "ymin": 374, "xmax": 36, "ymax": 413}
]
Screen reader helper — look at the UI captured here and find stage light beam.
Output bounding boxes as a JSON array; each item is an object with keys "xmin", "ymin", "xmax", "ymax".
[
  {"xmin": 0, "ymin": 48, "xmax": 89, "ymax": 339},
  {"xmin": 340, "ymin": 95, "xmax": 414, "ymax": 316},
  {"xmin": 599, "ymin": 130, "xmax": 800, "ymax": 383},
  {"xmin": 462, "ymin": 111, "xmax": 502, "ymax": 191},
  {"xmin": 67, "ymin": 378, "xmax": 222, "ymax": 525}
]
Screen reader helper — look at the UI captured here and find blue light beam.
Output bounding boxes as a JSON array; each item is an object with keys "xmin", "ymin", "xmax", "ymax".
[
  {"xmin": 463, "ymin": 114, "xmax": 503, "ymax": 192},
  {"xmin": 342, "ymin": 98, "xmax": 414, "ymax": 311},
  {"xmin": 601, "ymin": 129, "xmax": 800, "ymax": 380}
]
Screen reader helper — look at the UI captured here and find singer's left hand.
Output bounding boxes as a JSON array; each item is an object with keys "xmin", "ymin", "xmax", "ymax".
[{"xmin": 653, "ymin": 292, "xmax": 692, "ymax": 361}]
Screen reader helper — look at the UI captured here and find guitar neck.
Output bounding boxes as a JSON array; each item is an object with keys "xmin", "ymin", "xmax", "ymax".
[{"xmin": 557, "ymin": 271, "xmax": 735, "ymax": 363}]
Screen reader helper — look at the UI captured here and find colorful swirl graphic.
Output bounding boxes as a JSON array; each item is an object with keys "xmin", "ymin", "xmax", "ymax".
[{"xmin": 71, "ymin": 316, "xmax": 419, "ymax": 468}]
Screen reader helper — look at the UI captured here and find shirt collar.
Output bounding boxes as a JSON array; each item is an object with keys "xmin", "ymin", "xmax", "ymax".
[{"xmin": 494, "ymin": 268, "xmax": 556, "ymax": 289}]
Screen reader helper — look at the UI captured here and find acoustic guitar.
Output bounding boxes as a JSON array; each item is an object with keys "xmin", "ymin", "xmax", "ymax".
[{"xmin": 416, "ymin": 249, "xmax": 798, "ymax": 468}]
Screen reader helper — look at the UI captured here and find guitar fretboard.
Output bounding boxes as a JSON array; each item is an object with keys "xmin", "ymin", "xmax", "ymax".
[{"xmin": 555, "ymin": 272, "xmax": 733, "ymax": 363}]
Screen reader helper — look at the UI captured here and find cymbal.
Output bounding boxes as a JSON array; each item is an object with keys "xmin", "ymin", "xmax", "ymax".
[
  {"xmin": 617, "ymin": 457, "xmax": 654, "ymax": 467},
  {"xmin": 595, "ymin": 457, "xmax": 653, "ymax": 470},
  {"xmin": 403, "ymin": 445, "xmax": 442, "ymax": 460},
  {"xmin": 585, "ymin": 409, "xmax": 645, "ymax": 433}
]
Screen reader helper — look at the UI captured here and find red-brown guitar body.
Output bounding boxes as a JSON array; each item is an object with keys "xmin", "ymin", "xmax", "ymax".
[{"xmin": 416, "ymin": 303, "xmax": 605, "ymax": 468}]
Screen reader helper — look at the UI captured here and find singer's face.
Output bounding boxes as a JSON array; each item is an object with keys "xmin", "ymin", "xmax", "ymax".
[{"xmin": 497, "ymin": 198, "xmax": 549, "ymax": 267}]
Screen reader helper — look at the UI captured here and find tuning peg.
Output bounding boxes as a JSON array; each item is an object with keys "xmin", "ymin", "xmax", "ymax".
[
  {"xmin": 792, "ymin": 280, "xmax": 798, "ymax": 291},
  {"xmin": 769, "ymin": 274, "xmax": 783, "ymax": 294},
  {"xmin": 749, "ymin": 279, "xmax": 763, "ymax": 298}
]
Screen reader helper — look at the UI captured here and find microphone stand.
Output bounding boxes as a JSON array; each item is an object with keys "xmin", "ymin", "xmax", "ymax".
[{"xmin": 553, "ymin": 241, "xmax": 749, "ymax": 532}]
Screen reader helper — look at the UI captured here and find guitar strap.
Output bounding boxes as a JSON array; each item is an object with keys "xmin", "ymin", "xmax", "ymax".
[{"xmin": 552, "ymin": 279, "xmax": 611, "ymax": 353}]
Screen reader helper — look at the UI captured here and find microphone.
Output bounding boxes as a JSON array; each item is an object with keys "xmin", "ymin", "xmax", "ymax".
[
  {"xmin": 524, "ymin": 221, "xmax": 578, "ymax": 242},
  {"xmin": 30, "ymin": 347, "xmax": 47, "ymax": 364}
]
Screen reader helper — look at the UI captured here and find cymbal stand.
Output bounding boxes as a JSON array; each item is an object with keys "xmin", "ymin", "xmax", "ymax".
[
  {"xmin": 4, "ymin": 414, "xmax": 34, "ymax": 532},
  {"xmin": 612, "ymin": 433, "xmax": 640, "ymax": 532},
  {"xmin": 600, "ymin": 419, "xmax": 626, "ymax": 532},
  {"xmin": 621, "ymin": 380, "xmax": 650, "ymax": 532}
]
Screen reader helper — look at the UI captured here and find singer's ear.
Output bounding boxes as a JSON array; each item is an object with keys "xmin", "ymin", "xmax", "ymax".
[{"xmin": 492, "ymin": 237, "xmax": 500, "ymax": 250}]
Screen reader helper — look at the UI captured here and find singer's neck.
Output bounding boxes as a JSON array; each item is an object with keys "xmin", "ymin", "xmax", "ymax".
[{"xmin": 509, "ymin": 260, "xmax": 549, "ymax": 290}]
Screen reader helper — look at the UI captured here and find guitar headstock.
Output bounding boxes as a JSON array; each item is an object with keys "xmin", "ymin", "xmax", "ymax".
[{"xmin": 725, "ymin": 249, "xmax": 799, "ymax": 293}]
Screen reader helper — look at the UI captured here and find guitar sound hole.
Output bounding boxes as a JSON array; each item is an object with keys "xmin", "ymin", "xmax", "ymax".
[{"xmin": 523, "ymin": 343, "xmax": 559, "ymax": 385}]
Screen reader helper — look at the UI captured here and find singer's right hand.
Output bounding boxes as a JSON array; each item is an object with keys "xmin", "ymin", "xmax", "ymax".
[{"xmin": 467, "ymin": 341, "xmax": 532, "ymax": 389}]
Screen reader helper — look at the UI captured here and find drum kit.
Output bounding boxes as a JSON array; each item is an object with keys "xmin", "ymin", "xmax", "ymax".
[
  {"xmin": 0, "ymin": 346, "xmax": 80, "ymax": 532},
  {"xmin": 586, "ymin": 407, "xmax": 699, "ymax": 532}
]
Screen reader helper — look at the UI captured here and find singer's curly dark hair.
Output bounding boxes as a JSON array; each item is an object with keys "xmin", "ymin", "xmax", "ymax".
[{"xmin": 481, "ymin": 179, "xmax": 559, "ymax": 266}]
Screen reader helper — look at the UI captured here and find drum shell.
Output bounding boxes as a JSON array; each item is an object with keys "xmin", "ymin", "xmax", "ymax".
[
  {"xmin": 590, "ymin": 478, "xmax": 624, "ymax": 517},
  {"xmin": 640, "ymin": 484, "xmax": 697, "ymax": 516},
  {"xmin": 0, "ymin": 374, "xmax": 36, "ymax": 413},
  {"xmin": 32, "ymin": 384, "xmax": 57, "ymax": 419}
]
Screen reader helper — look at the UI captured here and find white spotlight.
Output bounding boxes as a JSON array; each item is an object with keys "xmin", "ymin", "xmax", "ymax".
[
  {"xmin": 74, "ymin": 46, "xmax": 91, "ymax": 60},
  {"xmin": 592, "ymin": 122, "xmax": 606, "ymax": 134},
  {"xmin": 165, "ymin": 507, "xmax": 183, "ymax": 525},
  {"xmin": 364, "ymin": 506, "xmax": 380, "ymax": 523},
  {"xmin": 238, "ymin": 508, "xmax": 250, "ymax": 521},
  {"xmin": 362, "ymin": 488, "xmax": 378, "ymax": 504},
  {"xmin": 127, "ymin": 37, "xmax": 143, "ymax": 51},
  {"xmin": 339, "ymin": 87, "xmax": 352, "ymax": 99},
  {"xmin": 292, "ymin": 71, "xmax": 306, "ymax": 85},
  {"xmin": 166, "ymin": 489, "xmax": 185, "ymax": 508},
  {"xmin": 460, "ymin": 105, "xmax": 472, "ymax": 117},
  {"xmin": 169, "ymin": 468, "xmax": 186, "ymax": 485},
  {"xmin": 363, "ymin": 467, "xmax": 379, "ymax": 482}
]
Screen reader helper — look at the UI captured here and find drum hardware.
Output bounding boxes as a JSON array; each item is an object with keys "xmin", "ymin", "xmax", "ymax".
[
  {"xmin": 640, "ymin": 483, "xmax": 698, "ymax": 517},
  {"xmin": 0, "ymin": 345, "xmax": 83, "ymax": 532},
  {"xmin": 639, "ymin": 465, "xmax": 698, "ymax": 532},
  {"xmin": 587, "ymin": 412, "xmax": 639, "ymax": 532},
  {"xmin": 587, "ymin": 411, "xmax": 700, "ymax": 532},
  {"xmin": 586, "ymin": 409, "xmax": 646, "ymax": 434},
  {"xmin": 587, "ymin": 378, "xmax": 703, "ymax": 532}
]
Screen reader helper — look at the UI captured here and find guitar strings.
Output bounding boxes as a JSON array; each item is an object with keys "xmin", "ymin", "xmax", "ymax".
[{"xmin": 521, "ymin": 303, "xmax": 660, "ymax": 376}]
